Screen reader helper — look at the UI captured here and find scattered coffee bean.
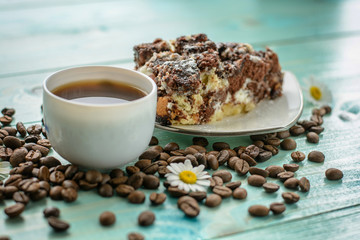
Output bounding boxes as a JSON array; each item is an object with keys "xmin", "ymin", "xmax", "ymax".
[
  {"xmin": 308, "ymin": 151, "xmax": 325, "ymax": 163},
  {"xmin": 2, "ymin": 107, "xmax": 15, "ymax": 116},
  {"xmin": 207, "ymin": 154, "xmax": 219, "ymax": 170},
  {"xmin": 209, "ymin": 176, "xmax": 223, "ymax": 188},
  {"xmin": 127, "ymin": 172, "xmax": 144, "ymax": 189},
  {"xmin": 99, "ymin": 211, "xmax": 116, "ymax": 226},
  {"xmin": 307, "ymin": 132, "xmax": 319, "ymax": 143},
  {"xmin": 270, "ymin": 202, "xmax": 286, "ymax": 214},
  {"xmin": 212, "ymin": 186, "xmax": 232, "ymax": 198},
  {"xmin": 311, "ymin": 114, "xmax": 323, "ymax": 125},
  {"xmin": 98, "ymin": 184, "xmax": 114, "ymax": 197},
  {"xmin": 309, "ymin": 126, "xmax": 324, "ymax": 134},
  {"xmin": 298, "ymin": 120, "xmax": 317, "ymax": 130},
  {"xmin": 277, "ymin": 172, "xmax": 295, "ymax": 182},
  {"xmin": 205, "ymin": 194, "xmax": 222, "ymax": 207},
  {"xmin": 48, "ymin": 216, "xmax": 70, "ymax": 231},
  {"xmin": 262, "ymin": 182, "xmax": 280, "ymax": 193},
  {"xmin": 164, "ymin": 142, "xmax": 179, "ymax": 153},
  {"xmin": 149, "ymin": 136, "xmax": 159, "ymax": 146},
  {"xmin": 85, "ymin": 170, "xmax": 103, "ymax": 184},
  {"xmin": 257, "ymin": 150, "xmax": 273, "ymax": 161},
  {"xmin": 4, "ymin": 203, "xmax": 25, "ymax": 218},
  {"xmin": 248, "ymin": 175, "xmax": 266, "ymax": 187},
  {"xmin": 3, "ymin": 136, "xmax": 22, "ymax": 149},
  {"xmin": 27, "ymin": 124, "xmax": 42, "ymax": 135},
  {"xmin": 283, "ymin": 178, "xmax": 299, "ymax": 189},
  {"xmin": 325, "ymin": 168, "xmax": 343, "ymax": 180},
  {"xmin": 0, "ymin": 115, "xmax": 12, "ymax": 125},
  {"xmin": 40, "ymin": 156, "xmax": 61, "ymax": 168},
  {"xmin": 218, "ymin": 150, "xmax": 230, "ymax": 165},
  {"xmin": 212, "ymin": 142, "xmax": 230, "ymax": 151},
  {"xmin": 128, "ymin": 190, "xmax": 145, "ymax": 204},
  {"xmin": 299, "ymin": 177, "xmax": 310, "ymax": 192},
  {"xmin": 283, "ymin": 163, "xmax": 300, "ymax": 172},
  {"xmin": 50, "ymin": 186, "xmax": 63, "ymax": 200},
  {"xmin": 149, "ymin": 192, "xmax": 167, "ymax": 205},
  {"xmin": 280, "ymin": 138, "xmax": 297, "ymax": 150},
  {"xmin": 225, "ymin": 181, "xmax": 242, "ymax": 190},
  {"xmin": 13, "ymin": 191, "xmax": 30, "ymax": 205},
  {"xmin": 43, "ymin": 207, "xmax": 60, "ymax": 218},
  {"xmin": 61, "ymin": 188, "xmax": 78, "ymax": 202},
  {"xmin": 312, "ymin": 108, "xmax": 326, "ymax": 116},
  {"xmin": 139, "ymin": 149, "xmax": 160, "ymax": 160},
  {"xmin": 177, "ymin": 196, "xmax": 200, "ymax": 217},
  {"xmin": 266, "ymin": 165, "xmax": 285, "ymax": 178},
  {"xmin": 245, "ymin": 145, "xmax": 260, "ymax": 158},
  {"xmin": 116, "ymin": 184, "xmax": 135, "ymax": 197},
  {"xmin": 234, "ymin": 159, "xmax": 249, "ymax": 176},
  {"xmin": 142, "ymin": 163, "xmax": 159, "ymax": 175},
  {"xmin": 265, "ymin": 138, "xmax": 281, "ymax": 147},
  {"xmin": 249, "ymin": 167, "xmax": 269, "ymax": 178},
  {"xmin": 282, "ymin": 192, "xmax": 300, "ymax": 204},
  {"xmin": 49, "ymin": 171, "xmax": 65, "ymax": 185},
  {"xmin": 188, "ymin": 191, "xmax": 207, "ymax": 202},
  {"xmin": 253, "ymin": 140, "xmax": 264, "ymax": 148},
  {"xmin": 232, "ymin": 188, "xmax": 247, "ymax": 199},
  {"xmin": 240, "ymin": 153, "xmax": 257, "ymax": 166},
  {"xmin": 192, "ymin": 137, "xmax": 208, "ymax": 147},
  {"xmin": 167, "ymin": 186, "xmax": 188, "ymax": 198},
  {"xmin": 212, "ymin": 170, "xmax": 232, "ymax": 183},
  {"xmin": 248, "ymin": 205, "xmax": 269, "ymax": 217},
  {"xmin": 290, "ymin": 125, "xmax": 305, "ymax": 136},
  {"xmin": 291, "ymin": 151, "xmax": 306, "ymax": 162},
  {"xmin": 37, "ymin": 139, "xmax": 52, "ymax": 148},
  {"xmin": 128, "ymin": 232, "xmax": 144, "ymax": 240},
  {"xmin": 276, "ymin": 130, "xmax": 290, "ymax": 139},
  {"xmin": 143, "ymin": 175, "xmax": 160, "ymax": 189},
  {"xmin": 9, "ymin": 147, "xmax": 28, "ymax": 167},
  {"xmin": 322, "ymin": 105, "xmax": 332, "ymax": 114},
  {"xmin": 138, "ymin": 210, "xmax": 155, "ymax": 226}
]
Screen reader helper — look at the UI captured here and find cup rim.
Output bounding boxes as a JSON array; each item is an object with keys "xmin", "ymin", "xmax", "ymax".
[{"xmin": 43, "ymin": 65, "xmax": 157, "ymax": 108}]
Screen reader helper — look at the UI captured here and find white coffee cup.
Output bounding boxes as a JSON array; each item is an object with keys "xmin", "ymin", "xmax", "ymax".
[{"xmin": 43, "ymin": 66, "xmax": 157, "ymax": 169}]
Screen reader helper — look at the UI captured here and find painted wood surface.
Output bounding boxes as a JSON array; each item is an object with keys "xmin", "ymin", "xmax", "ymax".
[{"xmin": 1, "ymin": 0, "xmax": 360, "ymax": 239}]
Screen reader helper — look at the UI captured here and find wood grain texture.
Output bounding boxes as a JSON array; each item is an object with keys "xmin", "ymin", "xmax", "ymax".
[{"xmin": 1, "ymin": 0, "xmax": 360, "ymax": 239}]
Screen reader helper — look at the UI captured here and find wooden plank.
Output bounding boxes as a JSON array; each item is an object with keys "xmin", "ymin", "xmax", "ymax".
[{"xmin": 1, "ymin": 0, "xmax": 360, "ymax": 75}]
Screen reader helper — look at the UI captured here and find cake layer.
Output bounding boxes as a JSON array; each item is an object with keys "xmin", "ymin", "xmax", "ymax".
[{"xmin": 133, "ymin": 34, "xmax": 283, "ymax": 125}]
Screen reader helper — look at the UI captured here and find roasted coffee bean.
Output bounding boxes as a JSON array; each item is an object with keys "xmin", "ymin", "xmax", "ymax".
[
  {"xmin": 164, "ymin": 142, "xmax": 179, "ymax": 153},
  {"xmin": 143, "ymin": 175, "xmax": 160, "ymax": 189},
  {"xmin": 227, "ymin": 156, "xmax": 239, "ymax": 169},
  {"xmin": 190, "ymin": 145, "xmax": 206, "ymax": 153},
  {"xmin": 85, "ymin": 170, "xmax": 102, "ymax": 184},
  {"xmin": 298, "ymin": 120, "xmax": 317, "ymax": 130},
  {"xmin": 249, "ymin": 167, "xmax": 269, "ymax": 178},
  {"xmin": 290, "ymin": 125, "xmax": 305, "ymax": 136},
  {"xmin": 72, "ymin": 171, "xmax": 84, "ymax": 182},
  {"xmin": 157, "ymin": 166, "xmax": 170, "ymax": 178},
  {"xmin": 139, "ymin": 149, "xmax": 160, "ymax": 160},
  {"xmin": 21, "ymin": 180, "xmax": 40, "ymax": 194},
  {"xmin": 18, "ymin": 161, "xmax": 34, "ymax": 175},
  {"xmin": 212, "ymin": 142, "xmax": 230, "ymax": 151},
  {"xmin": 5, "ymin": 174, "xmax": 22, "ymax": 187},
  {"xmin": 248, "ymin": 175, "xmax": 266, "ymax": 187},
  {"xmin": 109, "ymin": 169, "xmax": 125, "ymax": 178},
  {"xmin": 177, "ymin": 196, "xmax": 200, "ymax": 217},
  {"xmin": 149, "ymin": 136, "xmax": 159, "ymax": 146},
  {"xmin": 40, "ymin": 156, "xmax": 61, "ymax": 168},
  {"xmin": 79, "ymin": 180, "xmax": 97, "ymax": 190},
  {"xmin": 0, "ymin": 115, "xmax": 12, "ymax": 125},
  {"xmin": 148, "ymin": 145, "xmax": 163, "ymax": 153},
  {"xmin": 186, "ymin": 154, "xmax": 199, "ymax": 167},
  {"xmin": 270, "ymin": 202, "xmax": 286, "ymax": 214},
  {"xmin": 43, "ymin": 207, "xmax": 60, "ymax": 218},
  {"xmin": 184, "ymin": 147, "xmax": 198, "ymax": 155},
  {"xmin": 167, "ymin": 156, "xmax": 186, "ymax": 164},
  {"xmin": 110, "ymin": 176, "xmax": 128, "ymax": 187},
  {"xmin": 39, "ymin": 181, "xmax": 50, "ymax": 192},
  {"xmin": 225, "ymin": 181, "xmax": 242, "ymax": 190},
  {"xmin": 13, "ymin": 191, "xmax": 30, "ymax": 205},
  {"xmin": 237, "ymin": 155, "xmax": 255, "ymax": 169},
  {"xmin": 277, "ymin": 172, "xmax": 295, "ymax": 182},
  {"xmin": 128, "ymin": 232, "xmax": 144, "ymax": 240},
  {"xmin": 48, "ymin": 217, "xmax": 70, "ymax": 231},
  {"xmin": 138, "ymin": 210, "xmax": 155, "ymax": 226},
  {"xmin": 248, "ymin": 205, "xmax": 269, "ymax": 217},
  {"xmin": 253, "ymin": 140, "xmax": 264, "ymax": 148},
  {"xmin": 192, "ymin": 137, "xmax": 208, "ymax": 147},
  {"xmin": 311, "ymin": 114, "xmax": 323, "ymax": 125},
  {"xmin": 64, "ymin": 165, "xmax": 78, "ymax": 179},
  {"xmin": 24, "ymin": 134, "xmax": 41, "ymax": 144},
  {"xmin": 149, "ymin": 192, "xmax": 167, "ymax": 205},
  {"xmin": 210, "ymin": 176, "xmax": 223, "ymax": 188},
  {"xmin": 127, "ymin": 172, "xmax": 144, "ymax": 189},
  {"xmin": 207, "ymin": 154, "xmax": 219, "ymax": 170},
  {"xmin": 282, "ymin": 192, "xmax": 300, "ymax": 203},
  {"xmin": 9, "ymin": 147, "xmax": 28, "ymax": 167},
  {"xmin": 322, "ymin": 105, "xmax": 332, "ymax": 114},
  {"xmin": 143, "ymin": 163, "xmax": 159, "ymax": 175},
  {"xmin": 280, "ymin": 138, "xmax": 297, "ymax": 150},
  {"xmin": 37, "ymin": 139, "xmax": 52, "ymax": 148},
  {"xmin": 25, "ymin": 150, "xmax": 42, "ymax": 163},
  {"xmin": 257, "ymin": 151, "xmax": 272, "ymax": 161},
  {"xmin": 155, "ymin": 160, "xmax": 168, "ymax": 167},
  {"xmin": 27, "ymin": 124, "xmax": 42, "ymax": 135},
  {"xmin": 128, "ymin": 190, "xmax": 145, "ymax": 204},
  {"xmin": 212, "ymin": 170, "xmax": 232, "ymax": 183},
  {"xmin": 194, "ymin": 153, "xmax": 206, "ymax": 169},
  {"xmin": 308, "ymin": 151, "xmax": 325, "ymax": 163},
  {"xmin": 216, "ymin": 150, "xmax": 229, "ymax": 166},
  {"xmin": 2, "ymin": 107, "xmax": 15, "ymax": 116},
  {"xmin": 167, "ymin": 186, "xmax": 187, "ymax": 198},
  {"xmin": 299, "ymin": 177, "xmax": 310, "ymax": 192},
  {"xmin": 3, "ymin": 136, "xmax": 22, "ymax": 149},
  {"xmin": 0, "ymin": 129, "xmax": 9, "ymax": 139},
  {"xmin": 99, "ymin": 211, "xmax": 116, "ymax": 226},
  {"xmin": 38, "ymin": 166, "xmax": 50, "ymax": 181},
  {"xmin": 283, "ymin": 163, "xmax": 299, "ymax": 172},
  {"xmin": 234, "ymin": 159, "xmax": 249, "ymax": 176},
  {"xmin": 312, "ymin": 108, "xmax": 326, "ymax": 116},
  {"xmin": 4, "ymin": 203, "xmax": 25, "ymax": 218},
  {"xmin": 266, "ymin": 165, "xmax": 285, "ymax": 178},
  {"xmin": 307, "ymin": 132, "xmax": 319, "ymax": 143},
  {"xmin": 31, "ymin": 189, "xmax": 47, "ymax": 201},
  {"xmin": 97, "ymin": 184, "xmax": 113, "ymax": 197},
  {"xmin": 31, "ymin": 144, "xmax": 49, "ymax": 157},
  {"xmin": 126, "ymin": 166, "xmax": 140, "ymax": 175},
  {"xmin": 3, "ymin": 186, "xmax": 18, "ymax": 198},
  {"xmin": 135, "ymin": 159, "xmax": 152, "ymax": 170},
  {"xmin": 325, "ymin": 168, "xmax": 343, "ymax": 180},
  {"xmin": 309, "ymin": 126, "xmax": 324, "ymax": 134},
  {"xmin": 265, "ymin": 138, "xmax": 281, "ymax": 147},
  {"xmin": 276, "ymin": 130, "xmax": 290, "ymax": 139},
  {"xmin": 116, "ymin": 184, "xmax": 134, "ymax": 197},
  {"xmin": 250, "ymin": 133, "xmax": 276, "ymax": 142},
  {"xmin": 188, "ymin": 191, "xmax": 207, "ymax": 202},
  {"xmin": 50, "ymin": 186, "xmax": 63, "ymax": 200},
  {"xmin": 100, "ymin": 173, "xmax": 111, "ymax": 185},
  {"xmin": 284, "ymin": 178, "xmax": 299, "ymax": 189},
  {"xmin": 212, "ymin": 186, "xmax": 232, "ymax": 198},
  {"xmin": 170, "ymin": 149, "xmax": 185, "ymax": 156},
  {"xmin": 205, "ymin": 194, "xmax": 222, "ymax": 207},
  {"xmin": 262, "ymin": 182, "xmax": 280, "ymax": 193},
  {"xmin": 245, "ymin": 145, "xmax": 260, "ymax": 158},
  {"xmin": 291, "ymin": 151, "xmax": 305, "ymax": 162},
  {"xmin": 0, "ymin": 147, "xmax": 13, "ymax": 161},
  {"xmin": 232, "ymin": 188, "xmax": 247, "ymax": 199},
  {"xmin": 49, "ymin": 171, "xmax": 65, "ymax": 184},
  {"xmin": 61, "ymin": 188, "xmax": 78, "ymax": 202}
]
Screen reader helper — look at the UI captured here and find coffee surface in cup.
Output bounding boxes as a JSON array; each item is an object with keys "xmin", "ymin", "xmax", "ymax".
[{"xmin": 52, "ymin": 79, "xmax": 146, "ymax": 104}]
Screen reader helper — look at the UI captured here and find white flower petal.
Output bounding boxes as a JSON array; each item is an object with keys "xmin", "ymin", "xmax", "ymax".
[
  {"xmin": 183, "ymin": 184, "xmax": 190, "ymax": 193},
  {"xmin": 194, "ymin": 185, "xmax": 206, "ymax": 192},
  {"xmin": 166, "ymin": 175, "xmax": 180, "ymax": 181},
  {"xmin": 170, "ymin": 163, "xmax": 183, "ymax": 173},
  {"xmin": 184, "ymin": 160, "xmax": 193, "ymax": 170},
  {"xmin": 188, "ymin": 184, "xmax": 196, "ymax": 192},
  {"xmin": 170, "ymin": 180, "xmax": 183, "ymax": 187},
  {"xmin": 198, "ymin": 174, "xmax": 211, "ymax": 180},
  {"xmin": 166, "ymin": 165, "xmax": 178, "ymax": 174},
  {"xmin": 193, "ymin": 164, "xmax": 205, "ymax": 174},
  {"xmin": 196, "ymin": 179, "xmax": 211, "ymax": 186}
]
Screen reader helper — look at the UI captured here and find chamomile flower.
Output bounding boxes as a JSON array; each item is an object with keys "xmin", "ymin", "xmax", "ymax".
[
  {"xmin": 0, "ymin": 160, "xmax": 10, "ymax": 180},
  {"xmin": 303, "ymin": 76, "xmax": 332, "ymax": 106},
  {"xmin": 165, "ymin": 160, "xmax": 210, "ymax": 192}
]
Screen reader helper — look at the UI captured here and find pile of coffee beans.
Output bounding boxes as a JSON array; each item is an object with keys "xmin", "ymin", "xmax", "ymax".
[{"xmin": 0, "ymin": 104, "xmax": 344, "ymax": 239}]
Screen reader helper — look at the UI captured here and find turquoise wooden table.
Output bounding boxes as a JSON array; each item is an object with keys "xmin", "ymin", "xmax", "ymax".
[{"xmin": 1, "ymin": 0, "xmax": 360, "ymax": 239}]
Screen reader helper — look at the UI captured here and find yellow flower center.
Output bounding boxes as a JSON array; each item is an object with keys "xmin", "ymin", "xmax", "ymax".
[
  {"xmin": 310, "ymin": 86, "xmax": 322, "ymax": 100},
  {"xmin": 179, "ymin": 170, "xmax": 197, "ymax": 184}
]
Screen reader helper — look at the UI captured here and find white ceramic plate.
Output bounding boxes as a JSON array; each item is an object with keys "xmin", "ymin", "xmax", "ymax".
[{"xmin": 155, "ymin": 71, "xmax": 303, "ymax": 136}]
